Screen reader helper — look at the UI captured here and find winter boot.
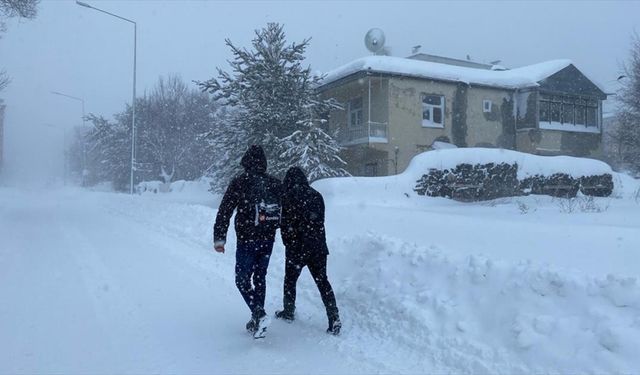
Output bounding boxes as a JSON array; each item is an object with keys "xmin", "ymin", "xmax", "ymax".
[
  {"xmin": 253, "ymin": 312, "xmax": 271, "ymax": 339},
  {"xmin": 245, "ymin": 316, "xmax": 258, "ymax": 333},
  {"xmin": 275, "ymin": 309, "xmax": 295, "ymax": 322},
  {"xmin": 327, "ymin": 316, "xmax": 341, "ymax": 336}
]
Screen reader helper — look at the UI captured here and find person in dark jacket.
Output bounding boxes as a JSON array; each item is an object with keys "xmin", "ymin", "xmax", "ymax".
[
  {"xmin": 275, "ymin": 167, "xmax": 341, "ymax": 335},
  {"xmin": 213, "ymin": 145, "xmax": 282, "ymax": 339}
]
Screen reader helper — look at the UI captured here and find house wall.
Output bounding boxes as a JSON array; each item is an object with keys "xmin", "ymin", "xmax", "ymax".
[
  {"xmin": 531, "ymin": 130, "xmax": 603, "ymax": 158},
  {"xmin": 322, "ymin": 76, "xmax": 390, "ymax": 176},
  {"xmin": 514, "ymin": 88, "xmax": 603, "ymax": 159},
  {"xmin": 386, "ymin": 77, "xmax": 456, "ymax": 173},
  {"xmin": 323, "ymin": 76, "xmax": 389, "ymax": 131},
  {"xmin": 465, "ymin": 86, "xmax": 513, "ymax": 148}
]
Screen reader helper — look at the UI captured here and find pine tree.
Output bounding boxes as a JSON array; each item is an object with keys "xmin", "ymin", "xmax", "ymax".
[
  {"xmin": 198, "ymin": 23, "xmax": 348, "ymax": 191},
  {"xmin": 279, "ymin": 109, "xmax": 348, "ymax": 182}
]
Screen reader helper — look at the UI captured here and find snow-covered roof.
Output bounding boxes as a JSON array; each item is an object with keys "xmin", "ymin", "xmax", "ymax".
[{"xmin": 321, "ymin": 56, "xmax": 574, "ymax": 90}]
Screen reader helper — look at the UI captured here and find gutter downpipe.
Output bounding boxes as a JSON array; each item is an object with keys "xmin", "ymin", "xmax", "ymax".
[
  {"xmin": 514, "ymin": 88, "xmax": 518, "ymax": 150},
  {"xmin": 368, "ymin": 72, "xmax": 372, "ymax": 142}
]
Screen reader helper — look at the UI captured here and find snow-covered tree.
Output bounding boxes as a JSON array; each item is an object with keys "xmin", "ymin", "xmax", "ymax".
[
  {"xmin": 84, "ymin": 114, "xmax": 131, "ymax": 190},
  {"xmin": 119, "ymin": 75, "xmax": 219, "ymax": 183},
  {"xmin": 612, "ymin": 34, "xmax": 640, "ymax": 174},
  {"xmin": 279, "ymin": 109, "xmax": 348, "ymax": 182},
  {"xmin": 79, "ymin": 75, "xmax": 220, "ymax": 191},
  {"xmin": 198, "ymin": 23, "xmax": 348, "ymax": 190}
]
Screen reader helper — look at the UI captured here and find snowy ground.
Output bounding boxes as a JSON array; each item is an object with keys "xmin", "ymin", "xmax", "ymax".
[{"xmin": 1, "ymin": 171, "xmax": 640, "ymax": 374}]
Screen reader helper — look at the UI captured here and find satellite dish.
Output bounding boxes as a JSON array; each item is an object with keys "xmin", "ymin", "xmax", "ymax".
[{"xmin": 364, "ymin": 28, "xmax": 386, "ymax": 54}]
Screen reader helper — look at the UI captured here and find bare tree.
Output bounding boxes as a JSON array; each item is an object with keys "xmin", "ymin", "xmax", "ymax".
[
  {"xmin": 1, "ymin": 0, "xmax": 39, "ymax": 92},
  {"xmin": 0, "ymin": 0, "xmax": 38, "ymax": 18},
  {"xmin": 611, "ymin": 33, "xmax": 640, "ymax": 175}
]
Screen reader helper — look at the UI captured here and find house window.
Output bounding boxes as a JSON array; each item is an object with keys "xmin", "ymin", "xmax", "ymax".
[
  {"xmin": 539, "ymin": 93, "xmax": 599, "ymax": 129},
  {"xmin": 539, "ymin": 96, "xmax": 550, "ymax": 122},
  {"xmin": 586, "ymin": 99, "xmax": 598, "ymax": 127},
  {"xmin": 422, "ymin": 94, "xmax": 444, "ymax": 128},
  {"xmin": 348, "ymin": 97, "xmax": 363, "ymax": 127},
  {"xmin": 562, "ymin": 97, "xmax": 574, "ymax": 124},
  {"xmin": 575, "ymin": 99, "xmax": 586, "ymax": 125},
  {"xmin": 550, "ymin": 97, "xmax": 561, "ymax": 123},
  {"xmin": 483, "ymin": 100, "xmax": 492, "ymax": 113}
]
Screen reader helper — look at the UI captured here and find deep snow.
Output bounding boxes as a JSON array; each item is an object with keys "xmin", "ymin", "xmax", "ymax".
[{"xmin": 1, "ymin": 161, "xmax": 640, "ymax": 373}]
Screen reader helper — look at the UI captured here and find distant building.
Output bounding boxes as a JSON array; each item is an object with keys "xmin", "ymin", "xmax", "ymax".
[{"xmin": 318, "ymin": 54, "xmax": 608, "ymax": 176}]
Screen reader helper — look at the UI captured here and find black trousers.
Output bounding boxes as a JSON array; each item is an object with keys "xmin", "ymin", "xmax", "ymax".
[
  {"xmin": 235, "ymin": 240, "xmax": 273, "ymax": 317},
  {"xmin": 283, "ymin": 251, "xmax": 339, "ymax": 321}
]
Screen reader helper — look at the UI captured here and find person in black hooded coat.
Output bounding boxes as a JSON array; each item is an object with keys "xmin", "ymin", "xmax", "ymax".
[
  {"xmin": 275, "ymin": 167, "xmax": 341, "ymax": 335},
  {"xmin": 213, "ymin": 145, "xmax": 282, "ymax": 338}
]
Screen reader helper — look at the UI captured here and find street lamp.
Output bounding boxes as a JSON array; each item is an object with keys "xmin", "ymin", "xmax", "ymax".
[
  {"xmin": 76, "ymin": 0, "xmax": 137, "ymax": 195},
  {"xmin": 51, "ymin": 91, "xmax": 87, "ymax": 185}
]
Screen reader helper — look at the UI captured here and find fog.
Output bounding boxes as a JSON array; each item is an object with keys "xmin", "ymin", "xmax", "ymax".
[{"xmin": 0, "ymin": 0, "xmax": 638, "ymax": 187}]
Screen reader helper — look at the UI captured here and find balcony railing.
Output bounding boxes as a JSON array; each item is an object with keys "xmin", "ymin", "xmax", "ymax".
[{"xmin": 339, "ymin": 121, "xmax": 388, "ymax": 145}]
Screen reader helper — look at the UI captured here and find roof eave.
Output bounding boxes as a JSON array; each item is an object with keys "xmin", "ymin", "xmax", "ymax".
[{"xmin": 318, "ymin": 69, "xmax": 529, "ymax": 93}]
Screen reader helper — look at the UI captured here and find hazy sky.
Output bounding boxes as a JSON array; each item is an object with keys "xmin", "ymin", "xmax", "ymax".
[{"xmin": 1, "ymin": 0, "xmax": 639, "ymax": 185}]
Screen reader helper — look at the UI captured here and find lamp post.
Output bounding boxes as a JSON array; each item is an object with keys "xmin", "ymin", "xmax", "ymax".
[
  {"xmin": 51, "ymin": 91, "xmax": 87, "ymax": 185},
  {"xmin": 76, "ymin": 1, "xmax": 137, "ymax": 194}
]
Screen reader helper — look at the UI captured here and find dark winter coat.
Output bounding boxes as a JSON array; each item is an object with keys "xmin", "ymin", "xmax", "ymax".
[
  {"xmin": 280, "ymin": 167, "xmax": 329, "ymax": 259},
  {"xmin": 214, "ymin": 145, "xmax": 283, "ymax": 244}
]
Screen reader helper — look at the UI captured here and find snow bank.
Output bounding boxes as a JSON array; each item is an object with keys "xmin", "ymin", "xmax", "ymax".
[
  {"xmin": 322, "ymin": 56, "xmax": 573, "ymax": 89},
  {"xmin": 328, "ymin": 234, "xmax": 640, "ymax": 373},
  {"xmin": 403, "ymin": 148, "xmax": 613, "ymax": 180},
  {"xmin": 137, "ymin": 178, "xmax": 212, "ymax": 196},
  {"xmin": 135, "ymin": 178, "xmax": 217, "ymax": 205},
  {"xmin": 137, "ymin": 180, "xmax": 167, "ymax": 194},
  {"xmin": 314, "ymin": 148, "xmax": 615, "ymax": 202}
]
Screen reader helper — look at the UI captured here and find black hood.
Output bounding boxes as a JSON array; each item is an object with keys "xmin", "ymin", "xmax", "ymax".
[
  {"xmin": 283, "ymin": 167, "xmax": 309, "ymax": 191},
  {"xmin": 240, "ymin": 145, "xmax": 267, "ymax": 173}
]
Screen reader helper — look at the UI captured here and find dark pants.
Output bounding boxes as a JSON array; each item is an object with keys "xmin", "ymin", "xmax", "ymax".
[
  {"xmin": 283, "ymin": 250, "xmax": 339, "ymax": 321},
  {"xmin": 235, "ymin": 240, "xmax": 274, "ymax": 317}
]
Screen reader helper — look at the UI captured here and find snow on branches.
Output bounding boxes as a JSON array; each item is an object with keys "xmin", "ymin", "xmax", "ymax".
[{"xmin": 198, "ymin": 23, "xmax": 349, "ymax": 190}]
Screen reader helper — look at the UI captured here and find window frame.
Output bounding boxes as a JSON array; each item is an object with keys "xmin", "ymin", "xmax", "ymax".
[
  {"xmin": 483, "ymin": 99, "xmax": 492, "ymax": 113},
  {"xmin": 421, "ymin": 93, "xmax": 445, "ymax": 129},
  {"xmin": 348, "ymin": 97, "xmax": 363, "ymax": 128},
  {"xmin": 538, "ymin": 92, "xmax": 600, "ymax": 131}
]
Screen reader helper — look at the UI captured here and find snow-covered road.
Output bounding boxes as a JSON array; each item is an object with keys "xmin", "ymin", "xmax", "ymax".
[
  {"xmin": 0, "ymin": 188, "xmax": 370, "ymax": 374},
  {"xmin": 2, "ymin": 185, "xmax": 640, "ymax": 374}
]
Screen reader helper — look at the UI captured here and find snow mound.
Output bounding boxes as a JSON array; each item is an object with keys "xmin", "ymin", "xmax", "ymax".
[
  {"xmin": 330, "ymin": 234, "xmax": 640, "ymax": 373},
  {"xmin": 314, "ymin": 148, "xmax": 616, "ymax": 202},
  {"xmin": 402, "ymin": 148, "xmax": 613, "ymax": 180}
]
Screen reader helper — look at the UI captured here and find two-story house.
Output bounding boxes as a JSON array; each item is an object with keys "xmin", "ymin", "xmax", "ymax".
[{"xmin": 318, "ymin": 54, "xmax": 608, "ymax": 176}]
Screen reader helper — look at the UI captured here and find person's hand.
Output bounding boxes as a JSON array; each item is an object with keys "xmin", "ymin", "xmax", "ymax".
[{"xmin": 214, "ymin": 240, "xmax": 226, "ymax": 253}]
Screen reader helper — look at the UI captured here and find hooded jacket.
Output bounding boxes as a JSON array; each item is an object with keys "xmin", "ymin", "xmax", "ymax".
[
  {"xmin": 214, "ymin": 145, "xmax": 283, "ymax": 244},
  {"xmin": 280, "ymin": 167, "xmax": 329, "ymax": 258}
]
